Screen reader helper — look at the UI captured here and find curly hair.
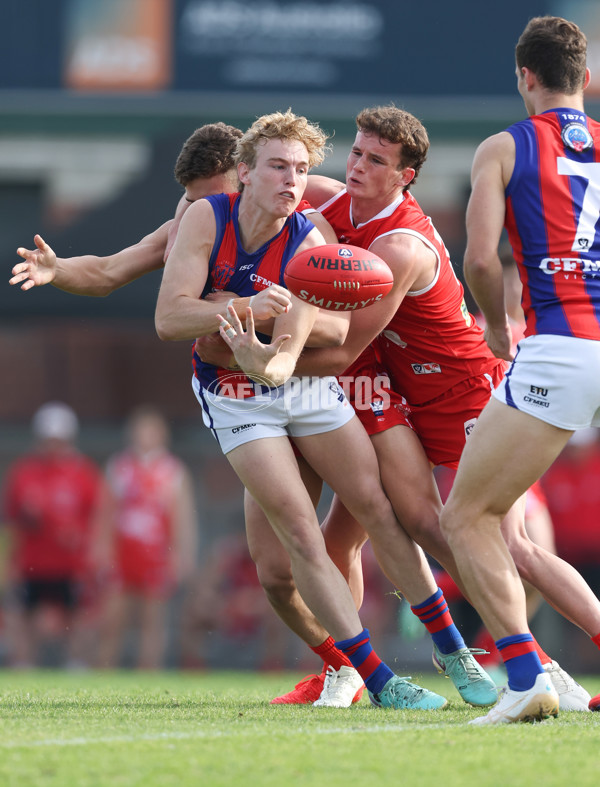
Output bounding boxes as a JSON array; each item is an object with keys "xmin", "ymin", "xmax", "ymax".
[
  {"xmin": 174, "ymin": 123, "xmax": 243, "ymax": 186},
  {"xmin": 356, "ymin": 106, "xmax": 429, "ymax": 189},
  {"xmin": 236, "ymin": 110, "xmax": 330, "ymax": 171}
]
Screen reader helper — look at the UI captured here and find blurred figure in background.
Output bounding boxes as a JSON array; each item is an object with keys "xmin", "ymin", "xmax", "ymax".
[
  {"xmin": 95, "ymin": 406, "xmax": 198, "ymax": 670},
  {"xmin": 541, "ymin": 427, "xmax": 600, "ymax": 671},
  {"xmin": 179, "ymin": 529, "xmax": 290, "ymax": 671},
  {"xmin": 2, "ymin": 402, "xmax": 104, "ymax": 668}
]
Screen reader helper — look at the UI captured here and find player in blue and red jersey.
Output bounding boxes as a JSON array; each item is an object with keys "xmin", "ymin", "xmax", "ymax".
[
  {"xmin": 155, "ymin": 109, "xmax": 454, "ymax": 711},
  {"xmin": 440, "ymin": 16, "xmax": 600, "ymax": 724}
]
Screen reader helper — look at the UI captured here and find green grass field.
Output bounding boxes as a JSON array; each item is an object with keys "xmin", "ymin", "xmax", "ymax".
[{"xmin": 0, "ymin": 669, "xmax": 598, "ymax": 787}]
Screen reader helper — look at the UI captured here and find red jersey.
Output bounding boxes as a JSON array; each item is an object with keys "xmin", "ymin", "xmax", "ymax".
[
  {"xmin": 3, "ymin": 450, "xmax": 102, "ymax": 578},
  {"xmin": 106, "ymin": 449, "xmax": 184, "ymax": 574},
  {"xmin": 318, "ymin": 188, "xmax": 501, "ymax": 403}
]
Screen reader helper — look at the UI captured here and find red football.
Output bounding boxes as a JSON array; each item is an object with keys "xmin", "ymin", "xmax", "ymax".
[{"xmin": 284, "ymin": 244, "xmax": 393, "ymax": 311}]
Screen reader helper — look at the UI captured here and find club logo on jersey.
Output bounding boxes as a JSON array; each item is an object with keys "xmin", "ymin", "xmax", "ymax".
[
  {"xmin": 411, "ymin": 362, "xmax": 441, "ymax": 375},
  {"xmin": 212, "ymin": 257, "xmax": 237, "ymax": 289},
  {"xmin": 561, "ymin": 122, "xmax": 593, "ymax": 152}
]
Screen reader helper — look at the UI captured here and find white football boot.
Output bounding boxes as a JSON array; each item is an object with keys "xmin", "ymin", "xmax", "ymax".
[
  {"xmin": 313, "ymin": 665, "xmax": 364, "ymax": 708},
  {"xmin": 469, "ymin": 672, "xmax": 559, "ymax": 725}
]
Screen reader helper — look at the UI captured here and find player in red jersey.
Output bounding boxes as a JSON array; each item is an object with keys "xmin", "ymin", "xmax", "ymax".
[
  {"xmin": 242, "ymin": 104, "xmax": 594, "ymax": 710},
  {"xmin": 439, "ymin": 16, "xmax": 600, "ymax": 722},
  {"xmin": 95, "ymin": 406, "xmax": 197, "ymax": 669},
  {"xmin": 2, "ymin": 402, "xmax": 104, "ymax": 668}
]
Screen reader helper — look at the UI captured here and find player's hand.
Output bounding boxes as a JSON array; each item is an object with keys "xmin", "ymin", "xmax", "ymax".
[
  {"xmin": 250, "ymin": 285, "xmax": 292, "ymax": 321},
  {"xmin": 10, "ymin": 234, "xmax": 57, "ymax": 290},
  {"xmin": 206, "ymin": 286, "xmax": 292, "ymax": 321},
  {"xmin": 194, "ymin": 332, "xmax": 238, "ymax": 369},
  {"xmin": 217, "ymin": 304, "xmax": 290, "ymax": 384},
  {"xmin": 484, "ymin": 321, "xmax": 514, "ymax": 361}
]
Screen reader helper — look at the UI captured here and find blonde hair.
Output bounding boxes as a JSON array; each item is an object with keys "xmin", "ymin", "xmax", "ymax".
[{"xmin": 236, "ymin": 110, "xmax": 330, "ymax": 171}]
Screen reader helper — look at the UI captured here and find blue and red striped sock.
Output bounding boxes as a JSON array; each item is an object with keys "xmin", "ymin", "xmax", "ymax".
[
  {"xmin": 411, "ymin": 588, "xmax": 465, "ymax": 655},
  {"xmin": 335, "ymin": 628, "xmax": 393, "ymax": 695},
  {"xmin": 496, "ymin": 633, "xmax": 544, "ymax": 691}
]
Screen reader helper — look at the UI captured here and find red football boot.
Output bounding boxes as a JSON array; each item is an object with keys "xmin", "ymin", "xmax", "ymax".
[{"xmin": 269, "ymin": 664, "xmax": 329, "ymax": 705}]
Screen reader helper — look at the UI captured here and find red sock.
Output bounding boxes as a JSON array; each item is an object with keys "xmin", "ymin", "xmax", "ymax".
[
  {"xmin": 311, "ymin": 636, "xmax": 353, "ymax": 670},
  {"xmin": 472, "ymin": 627, "xmax": 501, "ymax": 667},
  {"xmin": 591, "ymin": 631, "xmax": 600, "ymax": 650},
  {"xmin": 531, "ymin": 636, "xmax": 552, "ymax": 665}
]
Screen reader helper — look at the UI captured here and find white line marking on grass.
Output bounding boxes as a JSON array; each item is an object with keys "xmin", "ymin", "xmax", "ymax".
[{"xmin": 0, "ymin": 722, "xmax": 458, "ymax": 749}]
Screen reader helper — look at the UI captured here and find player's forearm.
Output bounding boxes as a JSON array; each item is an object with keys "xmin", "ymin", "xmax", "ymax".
[
  {"xmin": 295, "ymin": 344, "xmax": 353, "ymax": 377},
  {"xmin": 155, "ymin": 296, "xmax": 230, "ymax": 342},
  {"xmin": 464, "ymin": 253, "xmax": 508, "ymax": 330},
  {"xmin": 54, "ymin": 246, "xmax": 164, "ymax": 296},
  {"xmin": 52, "ymin": 255, "xmax": 120, "ymax": 296},
  {"xmin": 304, "ymin": 310, "xmax": 350, "ymax": 348},
  {"xmin": 256, "ymin": 352, "xmax": 298, "ymax": 387}
]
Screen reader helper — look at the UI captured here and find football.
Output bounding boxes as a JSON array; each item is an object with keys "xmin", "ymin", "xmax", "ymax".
[{"xmin": 284, "ymin": 244, "xmax": 393, "ymax": 311}]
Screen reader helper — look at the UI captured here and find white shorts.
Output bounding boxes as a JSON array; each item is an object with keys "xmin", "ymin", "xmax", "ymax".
[
  {"xmin": 492, "ymin": 334, "xmax": 600, "ymax": 430},
  {"xmin": 193, "ymin": 375, "xmax": 355, "ymax": 454}
]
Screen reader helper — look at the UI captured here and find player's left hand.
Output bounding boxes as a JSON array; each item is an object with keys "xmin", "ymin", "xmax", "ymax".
[{"xmin": 217, "ymin": 304, "xmax": 290, "ymax": 384}]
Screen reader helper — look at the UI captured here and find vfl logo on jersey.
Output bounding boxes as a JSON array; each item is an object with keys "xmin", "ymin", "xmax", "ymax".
[
  {"xmin": 212, "ymin": 257, "xmax": 236, "ymax": 289},
  {"xmin": 561, "ymin": 122, "xmax": 593, "ymax": 152},
  {"xmin": 411, "ymin": 362, "xmax": 441, "ymax": 375},
  {"xmin": 464, "ymin": 418, "xmax": 477, "ymax": 438},
  {"xmin": 370, "ymin": 399, "xmax": 386, "ymax": 418},
  {"xmin": 329, "ymin": 381, "xmax": 345, "ymax": 402}
]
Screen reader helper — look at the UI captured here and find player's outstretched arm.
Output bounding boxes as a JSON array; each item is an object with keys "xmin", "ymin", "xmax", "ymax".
[{"xmin": 11, "ymin": 223, "xmax": 171, "ymax": 297}]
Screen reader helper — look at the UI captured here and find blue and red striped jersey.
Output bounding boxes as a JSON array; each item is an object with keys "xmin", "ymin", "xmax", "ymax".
[
  {"xmin": 505, "ymin": 108, "xmax": 600, "ymax": 340},
  {"xmin": 193, "ymin": 193, "xmax": 314, "ymax": 394}
]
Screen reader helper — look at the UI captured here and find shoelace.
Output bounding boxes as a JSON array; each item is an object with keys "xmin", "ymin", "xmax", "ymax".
[
  {"xmin": 321, "ymin": 666, "xmax": 337, "ymax": 691},
  {"xmin": 460, "ymin": 648, "xmax": 490, "ymax": 679},
  {"xmin": 388, "ymin": 676, "xmax": 429, "ymax": 702},
  {"xmin": 443, "ymin": 648, "xmax": 489, "ymax": 679}
]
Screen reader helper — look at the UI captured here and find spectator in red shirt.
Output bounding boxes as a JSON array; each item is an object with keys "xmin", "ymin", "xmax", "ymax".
[
  {"xmin": 2, "ymin": 401, "xmax": 104, "ymax": 668},
  {"xmin": 95, "ymin": 406, "xmax": 198, "ymax": 670}
]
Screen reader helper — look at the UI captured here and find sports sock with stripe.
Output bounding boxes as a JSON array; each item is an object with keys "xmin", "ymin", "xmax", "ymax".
[
  {"xmin": 496, "ymin": 633, "xmax": 544, "ymax": 691},
  {"xmin": 335, "ymin": 628, "xmax": 393, "ymax": 695},
  {"xmin": 411, "ymin": 587, "xmax": 466, "ymax": 655}
]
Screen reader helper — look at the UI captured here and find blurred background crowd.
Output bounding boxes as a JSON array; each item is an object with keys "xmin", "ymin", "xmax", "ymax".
[{"xmin": 1, "ymin": 0, "xmax": 600, "ymax": 676}]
